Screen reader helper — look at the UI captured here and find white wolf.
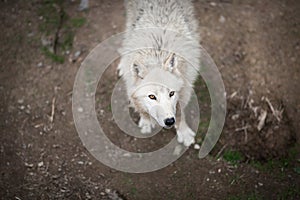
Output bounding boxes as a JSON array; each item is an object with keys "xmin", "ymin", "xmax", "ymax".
[{"xmin": 118, "ymin": 0, "xmax": 201, "ymax": 147}]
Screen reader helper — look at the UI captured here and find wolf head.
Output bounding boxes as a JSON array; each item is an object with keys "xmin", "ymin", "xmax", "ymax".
[{"xmin": 130, "ymin": 54, "xmax": 184, "ymax": 128}]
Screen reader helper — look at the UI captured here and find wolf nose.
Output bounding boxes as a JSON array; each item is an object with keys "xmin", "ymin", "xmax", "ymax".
[{"xmin": 164, "ymin": 117, "xmax": 175, "ymax": 126}]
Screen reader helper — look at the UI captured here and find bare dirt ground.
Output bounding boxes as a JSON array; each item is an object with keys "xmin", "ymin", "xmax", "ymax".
[{"xmin": 1, "ymin": 0, "xmax": 300, "ymax": 199}]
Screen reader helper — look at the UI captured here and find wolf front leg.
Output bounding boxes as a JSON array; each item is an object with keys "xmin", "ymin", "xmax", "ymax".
[
  {"xmin": 138, "ymin": 114, "xmax": 155, "ymax": 134},
  {"xmin": 175, "ymin": 111, "xmax": 196, "ymax": 147}
]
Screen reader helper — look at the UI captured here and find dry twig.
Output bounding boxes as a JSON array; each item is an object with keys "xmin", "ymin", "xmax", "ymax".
[{"xmin": 49, "ymin": 97, "xmax": 56, "ymax": 123}]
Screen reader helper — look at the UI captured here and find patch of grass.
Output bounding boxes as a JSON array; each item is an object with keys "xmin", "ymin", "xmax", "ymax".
[
  {"xmin": 42, "ymin": 47, "xmax": 64, "ymax": 64},
  {"xmin": 276, "ymin": 185, "xmax": 300, "ymax": 200},
  {"xmin": 130, "ymin": 187, "xmax": 137, "ymax": 195},
  {"xmin": 38, "ymin": 0, "xmax": 86, "ymax": 64},
  {"xmin": 61, "ymin": 31, "xmax": 74, "ymax": 51},
  {"xmin": 223, "ymin": 150, "xmax": 244, "ymax": 165},
  {"xmin": 196, "ymin": 119, "xmax": 209, "ymax": 143},
  {"xmin": 38, "ymin": 0, "xmax": 63, "ymax": 35},
  {"xmin": 107, "ymin": 104, "xmax": 112, "ymax": 112},
  {"xmin": 70, "ymin": 17, "xmax": 86, "ymax": 28},
  {"xmin": 250, "ymin": 145, "xmax": 299, "ymax": 173},
  {"xmin": 294, "ymin": 166, "xmax": 300, "ymax": 174}
]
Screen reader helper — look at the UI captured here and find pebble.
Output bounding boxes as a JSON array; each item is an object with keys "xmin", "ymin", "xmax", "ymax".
[
  {"xmin": 194, "ymin": 144, "xmax": 200, "ymax": 150},
  {"xmin": 17, "ymin": 99, "xmax": 24, "ymax": 104},
  {"xmin": 70, "ymin": 50, "xmax": 82, "ymax": 63},
  {"xmin": 85, "ymin": 192, "xmax": 91, "ymax": 199},
  {"xmin": 37, "ymin": 62, "xmax": 43, "ymax": 68},
  {"xmin": 78, "ymin": 0, "xmax": 89, "ymax": 11},
  {"xmin": 210, "ymin": 2, "xmax": 217, "ymax": 7},
  {"xmin": 231, "ymin": 114, "xmax": 239, "ymax": 120},
  {"xmin": 74, "ymin": 50, "xmax": 81, "ymax": 58},
  {"xmin": 78, "ymin": 161, "xmax": 84, "ymax": 165},
  {"xmin": 38, "ymin": 161, "xmax": 44, "ymax": 167},
  {"xmin": 77, "ymin": 107, "xmax": 83, "ymax": 112},
  {"xmin": 25, "ymin": 162, "xmax": 34, "ymax": 168},
  {"xmin": 219, "ymin": 15, "xmax": 226, "ymax": 23}
]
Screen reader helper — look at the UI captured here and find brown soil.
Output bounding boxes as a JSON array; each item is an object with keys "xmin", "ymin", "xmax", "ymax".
[{"xmin": 1, "ymin": 0, "xmax": 300, "ymax": 199}]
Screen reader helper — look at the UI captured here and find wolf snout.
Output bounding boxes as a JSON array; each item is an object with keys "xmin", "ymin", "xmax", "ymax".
[{"xmin": 164, "ymin": 117, "xmax": 175, "ymax": 127}]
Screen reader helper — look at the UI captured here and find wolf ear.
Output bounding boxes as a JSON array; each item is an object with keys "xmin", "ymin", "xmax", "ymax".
[
  {"xmin": 132, "ymin": 62, "xmax": 147, "ymax": 79},
  {"xmin": 164, "ymin": 53, "xmax": 178, "ymax": 72}
]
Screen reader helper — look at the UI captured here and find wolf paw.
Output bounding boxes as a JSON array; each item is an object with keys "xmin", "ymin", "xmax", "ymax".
[
  {"xmin": 138, "ymin": 117, "xmax": 152, "ymax": 134},
  {"xmin": 177, "ymin": 127, "xmax": 196, "ymax": 147}
]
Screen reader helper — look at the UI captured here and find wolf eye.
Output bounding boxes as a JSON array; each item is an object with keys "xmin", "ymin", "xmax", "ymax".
[
  {"xmin": 148, "ymin": 94, "xmax": 156, "ymax": 100},
  {"xmin": 169, "ymin": 91, "xmax": 175, "ymax": 97}
]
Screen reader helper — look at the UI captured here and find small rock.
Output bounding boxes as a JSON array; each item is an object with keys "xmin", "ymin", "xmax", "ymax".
[
  {"xmin": 37, "ymin": 62, "xmax": 43, "ymax": 68},
  {"xmin": 70, "ymin": 50, "xmax": 82, "ymax": 63},
  {"xmin": 100, "ymin": 192, "xmax": 105, "ymax": 196},
  {"xmin": 219, "ymin": 15, "xmax": 225, "ymax": 23},
  {"xmin": 60, "ymin": 188, "xmax": 67, "ymax": 193},
  {"xmin": 38, "ymin": 161, "xmax": 44, "ymax": 167},
  {"xmin": 25, "ymin": 162, "xmax": 34, "ymax": 168},
  {"xmin": 194, "ymin": 144, "xmax": 200, "ymax": 150},
  {"xmin": 78, "ymin": 161, "xmax": 84, "ymax": 165},
  {"xmin": 77, "ymin": 107, "xmax": 83, "ymax": 112},
  {"xmin": 210, "ymin": 2, "xmax": 217, "ymax": 6},
  {"xmin": 231, "ymin": 114, "xmax": 239, "ymax": 120},
  {"xmin": 78, "ymin": 0, "xmax": 89, "ymax": 11},
  {"xmin": 74, "ymin": 50, "xmax": 81, "ymax": 58},
  {"xmin": 85, "ymin": 192, "xmax": 91, "ymax": 199},
  {"xmin": 41, "ymin": 36, "xmax": 52, "ymax": 47},
  {"xmin": 100, "ymin": 109, "xmax": 105, "ymax": 116},
  {"xmin": 17, "ymin": 99, "xmax": 24, "ymax": 104}
]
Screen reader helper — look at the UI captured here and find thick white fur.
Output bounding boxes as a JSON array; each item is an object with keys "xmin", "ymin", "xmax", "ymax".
[{"xmin": 118, "ymin": 0, "xmax": 201, "ymax": 147}]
